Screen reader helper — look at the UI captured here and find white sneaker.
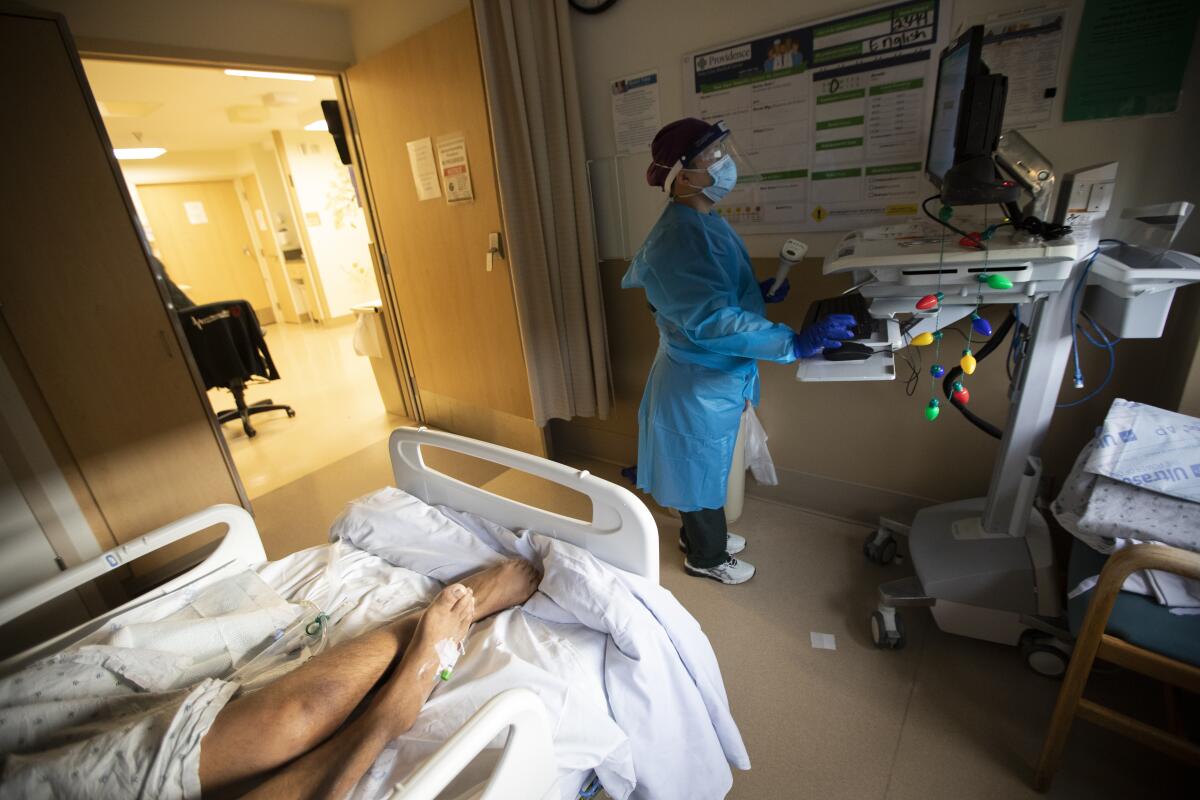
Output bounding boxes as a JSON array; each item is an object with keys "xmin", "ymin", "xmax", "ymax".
[
  {"xmin": 678, "ymin": 531, "xmax": 746, "ymax": 556},
  {"xmin": 684, "ymin": 555, "xmax": 756, "ymax": 584}
]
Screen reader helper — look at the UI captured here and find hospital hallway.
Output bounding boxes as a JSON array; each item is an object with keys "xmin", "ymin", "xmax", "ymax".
[
  {"xmin": 210, "ymin": 320, "xmax": 409, "ymax": 498},
  {"xmin": 248, "ymin": 444, "xmax": 1198, "ymax": 799}
]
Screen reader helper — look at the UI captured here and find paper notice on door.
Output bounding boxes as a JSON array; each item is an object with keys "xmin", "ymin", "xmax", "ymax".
[
  {"xmin": 611, "ymin": 70, "xmax": 660, "ymax": 155},
  {"xmin": 184, "ymin": 201, "xmax": 208, "ymax": 224},
  {"xmin": 406, "ymin": 137, "xmax": 442, "ymax": 201},
  {"xmin": 436, "ymin": 133, "xmax": 474, "ymax": 203}
]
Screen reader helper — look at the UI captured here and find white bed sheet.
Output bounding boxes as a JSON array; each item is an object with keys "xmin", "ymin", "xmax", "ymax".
[
  {"xmin": 1053, "ymin": 426, "xmax": 1200, "ymax": 611},
  {"xmin": 332, "ymin": 487, "xmax": 750, "ymax": 800},
  {"xmin": 255, "ymin": 541, "xmax": 624, "ymax": 800}
]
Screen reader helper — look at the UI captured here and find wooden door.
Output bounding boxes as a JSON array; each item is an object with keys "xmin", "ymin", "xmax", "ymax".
[
  {"xmin": 0, "ymin": 10, "xmax": 245, "ymax": 571},
  {"xmin": 346, "ymin": 10, "xmax": 543, "ymax": 455},
  {"xmin": 240, "ymin": 174, "xmax": 299, "ymax": 323},
  {"xmin": 139, "ymin": 180, "xmax": 274, "ymax": 321}
]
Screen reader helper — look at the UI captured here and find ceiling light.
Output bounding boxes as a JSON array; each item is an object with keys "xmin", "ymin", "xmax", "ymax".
[
  {"xmin": 114, "ymin": 147, "xmax": 166, "ymax": 160},
  {"xmin": 304, "ymin": 119, "xmax": 329, "ymax": 132},
  {"xmin": 224, "ymin": 68, "xmax": 316, "ymax": 82}
]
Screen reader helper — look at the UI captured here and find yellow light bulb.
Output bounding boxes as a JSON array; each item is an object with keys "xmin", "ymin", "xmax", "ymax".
[
  {"xmin": 912, "ymin": 332, "xmax": 934, "ymax": 346},
  {"xmin": 961, "ymin": 352, "xmax": 977, "ymax": 375}
]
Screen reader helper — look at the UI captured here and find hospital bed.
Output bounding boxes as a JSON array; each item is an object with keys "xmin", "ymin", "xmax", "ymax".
[{"xmin": 0, "ymin": 427, "xmax": 663, "ymax": 800}]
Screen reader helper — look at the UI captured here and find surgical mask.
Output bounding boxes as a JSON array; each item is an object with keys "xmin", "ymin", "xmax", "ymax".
[{"xmin": 701, "ymin": 155, "xmax": 737, "ymax": 203}]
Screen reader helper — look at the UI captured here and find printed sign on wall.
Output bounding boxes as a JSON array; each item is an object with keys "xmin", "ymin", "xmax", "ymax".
[
  {"xmin": 406, "ymin": 137, "xmax": 442, "ymax": 201},
  {"xmin": 436, "ymin": 133, "xmax": 474, "ymax": 203},
  {"xmin": 183, "ymin": 200, "xmax": 208, "ymax": 225},
  {"xmin": 681, "ymin": 0, "xmax": 950, "ymax": 234},
  {"xmin": 611, "ymin": 70, "xmax": 661, "ymax": 155}
]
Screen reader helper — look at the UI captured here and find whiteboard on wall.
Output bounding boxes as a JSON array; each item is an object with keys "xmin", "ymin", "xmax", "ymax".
[{"xmin": 681, "ymin": 0, "xmax": 952, "ymax": 236}]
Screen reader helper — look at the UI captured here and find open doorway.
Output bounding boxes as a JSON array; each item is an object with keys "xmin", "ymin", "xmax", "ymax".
[{"xmin": 84, "ymin": 59, "xmax": 412, "ymax": 498}]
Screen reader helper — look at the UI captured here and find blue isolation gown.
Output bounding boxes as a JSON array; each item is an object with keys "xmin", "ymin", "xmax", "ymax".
[{"xmin": 622, "ymin": 203, "xmax": 796, "ymax": 511}]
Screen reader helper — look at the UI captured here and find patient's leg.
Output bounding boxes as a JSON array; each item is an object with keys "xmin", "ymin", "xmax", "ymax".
[
  {"xmin": 460, "ymin": 557, "xmax": 541, "ymax": 618},
  {"xmin": 198, "ymin": 603, "xmax": 426, "ymax": 792},
  {"xmin": 198, "ymin": 558, "xmax": 540, "ymax": 792},
  {"xmin": 242, "ymin": 583, "xmax": 476, "ymax": 799}
]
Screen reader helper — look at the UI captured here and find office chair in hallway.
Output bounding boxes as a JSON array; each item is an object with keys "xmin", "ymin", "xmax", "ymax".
[{"xmin": 178, "ymin": 300, "xmax": 295, "ymax": 438}]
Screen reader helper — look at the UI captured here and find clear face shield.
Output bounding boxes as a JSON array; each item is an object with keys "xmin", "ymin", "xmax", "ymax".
[{"xmin": 666, "ymin": 124, "xmax": 757, "ymax": 203}]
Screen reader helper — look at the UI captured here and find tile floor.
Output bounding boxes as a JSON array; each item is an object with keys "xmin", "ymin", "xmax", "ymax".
[
  {"xmin": 249, "ymin": 439, "xmax": 1197, "ymax": 797},
  {"xmin": 207, "ymin": 320, "xmax": 409, "ymax": 499}
]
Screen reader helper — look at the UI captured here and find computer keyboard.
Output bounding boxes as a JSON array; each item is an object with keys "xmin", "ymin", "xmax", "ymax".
[{"xmin": 803, "ymin": 292, "xmax": 878, "ymax": 339}]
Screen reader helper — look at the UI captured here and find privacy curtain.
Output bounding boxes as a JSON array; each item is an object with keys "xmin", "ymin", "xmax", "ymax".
[{"xmin": 473, "ymin": 0, "xmax": 612, "ymax": 425}]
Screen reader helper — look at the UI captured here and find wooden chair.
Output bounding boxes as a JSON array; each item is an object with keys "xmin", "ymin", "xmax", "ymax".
[{"xmin": 1034, "ymin": 543, "xmax": 1200, "ymax": 790}]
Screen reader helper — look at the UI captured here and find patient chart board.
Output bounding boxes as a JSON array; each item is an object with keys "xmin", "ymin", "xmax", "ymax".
[{"xmin": 682, "ymin": 0, "xmax": 950, "ymax": 234}]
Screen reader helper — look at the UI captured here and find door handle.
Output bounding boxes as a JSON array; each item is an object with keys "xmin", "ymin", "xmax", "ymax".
[{"xmin": 486, "ymin": 232, "xmax": 503, "ymax": 272}]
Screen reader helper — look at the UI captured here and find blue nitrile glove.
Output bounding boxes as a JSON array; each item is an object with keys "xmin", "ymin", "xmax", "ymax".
[
  {"xmin": 793, "ymin": 314, "xmax": 857, "ymax": 359},
  {"xmin": 759, "ymin": 278, "xmax": 791, "ymax": 303}
]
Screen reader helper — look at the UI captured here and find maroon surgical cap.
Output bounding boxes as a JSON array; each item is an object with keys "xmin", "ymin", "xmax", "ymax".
[{"xmin": 645, "ymin": 117, "xmax": 713, "ymax": 188}]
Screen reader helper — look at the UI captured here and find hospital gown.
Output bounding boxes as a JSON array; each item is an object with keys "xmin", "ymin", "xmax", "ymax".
[
  {"xmin": 0, "ymin": 571, "xmax": 312, "ymax": 800},
  {"xmin": 622, "ymin": 202, "xmax": 795, "ymax": 511}
]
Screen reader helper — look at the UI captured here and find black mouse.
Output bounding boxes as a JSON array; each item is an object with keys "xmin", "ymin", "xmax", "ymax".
[{"xmin": 823, "ymin": 341, "xmax": 875, "ymax": 361}]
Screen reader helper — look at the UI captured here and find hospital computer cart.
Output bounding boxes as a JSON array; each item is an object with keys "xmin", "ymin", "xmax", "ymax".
[{"xmin": 797, "ymin": 25, "xmax": 1200, "ymax": 669}]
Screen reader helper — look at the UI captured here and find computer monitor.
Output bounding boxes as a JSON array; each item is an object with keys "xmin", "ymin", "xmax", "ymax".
[
  {"xmin": 925, "ymin": 26, "xmax": 1014, "ymax": 204},
  {"xmin": 926, "ymin": 28, "xmax": 979, "ymax": 186}
]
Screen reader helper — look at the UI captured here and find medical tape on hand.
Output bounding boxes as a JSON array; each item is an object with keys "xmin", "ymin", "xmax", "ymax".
[{"xmin": 434, "ymin": 638, "xmax": 465, "ymax": 683}]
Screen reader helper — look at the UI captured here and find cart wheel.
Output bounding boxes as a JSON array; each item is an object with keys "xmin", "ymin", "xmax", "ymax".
[
  {"xmin": 878, "ymin": 537, "xmax": 898, "ymax": 565},
  {"xmin": 1019, "ymin": 630, "xmax": 1070, "ymax": 678},
  {"xmin": 870, "ymin": 609, "xmax": 904, "ymax": 649},
  {"xmin": 863, "ymin": 530, "xmax": 896, "ymax": 564},
  {"xmin": 1026, "ymin": 645, "xmax": 1068, "ymax": 678},
  {"xmin": 286, "ymin": 409, "xmax": 296, "ymax": 417},
  {"xmin": 246, "ymin": 427, "xmax": 257, "ymax": 438},
  {"xmin": 870, "ymin": 610, "xmax": 887, "ymax": 648},
  {"xmin": 891, "ymin": 611, "xmax": 906, "ymax": 650}
]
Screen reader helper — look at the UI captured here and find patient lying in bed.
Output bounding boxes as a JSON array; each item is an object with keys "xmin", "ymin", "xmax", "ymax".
[
  {"xmin": 0, "ymin": 559, "xmax": 541, "ymax": 799},
  {"xmin": 3, "ymin": 487, "xmax": 749, "ymax": 800}
]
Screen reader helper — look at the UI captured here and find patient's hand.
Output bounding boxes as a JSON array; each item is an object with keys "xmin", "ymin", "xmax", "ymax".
[{"xmin": 460, "ymin": 559, "xmax": 542, "ymax": 620}]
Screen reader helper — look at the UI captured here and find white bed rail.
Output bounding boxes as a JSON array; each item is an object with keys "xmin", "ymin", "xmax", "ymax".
[
  {"xmin": 0, "ymin": 504, "xmax": 265, "ymax": 673},
  {"xmin": 389, "ymin": 688, "xmax": 556, "ymax": 800},
  {"xmin": 390, "ymin": 427, "xmax": 659, "ymax": 583}
]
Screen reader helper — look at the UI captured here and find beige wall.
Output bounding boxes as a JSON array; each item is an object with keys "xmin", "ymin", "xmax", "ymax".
[
  {"xmin": 249, "ymin": 142, "xmax": 301, "ymax": 252},
  {"xmin": 119, "ymin": 147, "xmax": 256, "ymax": 254},
  {"xmin": 120, "ymin": 148, "xmax": 255, "ymax": 187},
  {"xmin": 38, "ymin": 0, "xmax": 466, "ymax": 69},
  {"xmin": 275, "ymin": 130, "xmax": 379, "ymax": 318},
  {"xmin": 552, "ymin": 259, "xmax": 1199, "ymax": 523},
  {"xmin": 1166, "ymin": 288, "xmax": 1200, "ymax": 418},
  {"xmin": 346, "ymin": 0, "xmax": 468, "ymax": 61},
  {"xmin": 36, "ymin": 0, "xmax": 353, "ymax": 69},
  {"xmin": 572, "ymin": 0, "xmax": 1200, "ymax": 258}
]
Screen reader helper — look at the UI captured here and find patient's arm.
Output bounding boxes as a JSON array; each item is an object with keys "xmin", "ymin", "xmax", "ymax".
[{"xmin": 243, "ymin": 583, "xmax": 476, "ymax": 799}]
